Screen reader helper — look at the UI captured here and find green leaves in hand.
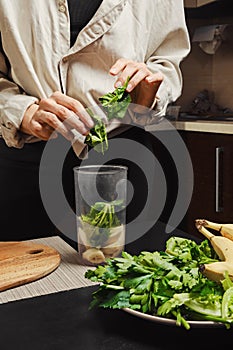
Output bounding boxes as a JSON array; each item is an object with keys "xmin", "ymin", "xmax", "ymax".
[
  {"xmin": 84, "ymin": 115, "xmax": 108, "ymax": 154},
  {"xmin": 84, "ymin": 77, "xmax": 132, "ymax": 153},
  {"xmin": 99, "ymin": 76, "xmax": 132, "ymax": 120}
]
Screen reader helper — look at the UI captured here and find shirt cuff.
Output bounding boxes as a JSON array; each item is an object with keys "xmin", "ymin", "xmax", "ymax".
[
  {"xmin": 0, "ymin": 95, "xmax": 39, "ymax": 148},
  {"xmin": 71, "ymin": 129, "xmax": 88, "ymax": 159},
  {"xmin": 129, "ymin": 83, "xmax": 171, "ymax": 126}
]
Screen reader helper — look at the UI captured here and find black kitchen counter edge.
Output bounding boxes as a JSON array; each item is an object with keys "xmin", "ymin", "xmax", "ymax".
[{"xmin": 0, "ymin": 283, "xmax": 232, "ymax": 349}]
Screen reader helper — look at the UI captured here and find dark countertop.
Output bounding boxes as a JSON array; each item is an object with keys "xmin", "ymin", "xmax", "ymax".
[
  {"xmin": 0, "ymin": 284, "xmax": 233, "ymax": 350},
  {"xmin": 0, "ymin": 225, "xmax": 233, "ymax": 350}
]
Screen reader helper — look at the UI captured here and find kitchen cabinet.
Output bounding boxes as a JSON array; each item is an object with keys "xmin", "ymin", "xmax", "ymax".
[
  {"xmin": 178, "ymin": 131, "xmax": 233, "ymax": 237},
  {"xmin": 145, "ymin": 122, "xmax": 233, "ymax": 238},
  {"xmin": 184, "ymin": 0, "xmax": 218, "ymax": 7}
]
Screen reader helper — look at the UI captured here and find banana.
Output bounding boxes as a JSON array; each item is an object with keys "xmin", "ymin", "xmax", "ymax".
[
  {"xmin": 106, "ymin": 225, "xmax": 125, "ymax": 245},
  {"xmin": 102, "ymin": 227, "xmax": 125, "ymax": 258},
  {"xmin": 199, "ymin": 261, "xmax": 233, "ymax": 283},
  {"xmin": 195, "ymin": 219, "xmax": 233, "ymax": 283},
  {"xmin": 101, "ymin": 245, "xmax": 124, "ymax": 258},
  {"xmin": 82, "ymin": 248, "xmax": 105, "ymax": 265},
  {"xmin": 195, "ymin": 219, "xmax": 233, "ymax": 242}
]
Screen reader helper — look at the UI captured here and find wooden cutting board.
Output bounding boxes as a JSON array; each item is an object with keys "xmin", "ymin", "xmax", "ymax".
[{"xmin": 0, "ymin": 241, "xmax": 61, "ymax": 292}]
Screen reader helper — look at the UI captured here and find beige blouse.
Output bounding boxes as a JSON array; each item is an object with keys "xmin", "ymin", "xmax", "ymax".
[{"xmin": 0, "ymin": 0, "xmax": 190, "ymax": 156}]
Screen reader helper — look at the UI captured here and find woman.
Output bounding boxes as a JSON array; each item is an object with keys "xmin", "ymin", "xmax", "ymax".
[{"xmin": 0, "ymin": 0, "xmax": 190, "ymax": 245}]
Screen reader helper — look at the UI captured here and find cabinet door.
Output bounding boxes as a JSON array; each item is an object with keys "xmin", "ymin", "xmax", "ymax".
[{"xmin": 179, "ymin": 131, "xmax": 233, "ymax": 237}]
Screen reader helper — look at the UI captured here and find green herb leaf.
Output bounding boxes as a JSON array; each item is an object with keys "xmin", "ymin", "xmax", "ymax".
[
  {"xmin": 80, "ymin": 200, "xmax": 124, "ymax": 247},
  {"xmin": 84, "ymin": 235, "xmax": 233, "ymax": 329},
  {"xmin": 84, "ymin": 77, "xmax": 131, "ymax": 153},
  {"xmin": 84, "ymin": 115, "xmax": 108, "ymax": 153},
  {"xmin": 99, "ymin": 77, "xmax": 132, "ymax": 120}
]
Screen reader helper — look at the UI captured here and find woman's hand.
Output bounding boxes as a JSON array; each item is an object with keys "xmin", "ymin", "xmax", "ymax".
[
  {"xmin": 110, "ymin": 58, "xmax": 164, "ymax": 111},
  {"xmin": 20, "ymin": 91, "xmax": 94, "ymax": 141}
]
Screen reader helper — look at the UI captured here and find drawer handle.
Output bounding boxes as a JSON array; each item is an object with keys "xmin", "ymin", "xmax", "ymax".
[{"xmin": 215, "ymin": 147, "xmax": 224, "ymax": 213}]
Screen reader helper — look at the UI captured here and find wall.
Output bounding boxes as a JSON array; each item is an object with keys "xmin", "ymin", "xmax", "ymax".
[{"xmin": 177, "ymin": 3, "xmax": 233, "ymax": 113}]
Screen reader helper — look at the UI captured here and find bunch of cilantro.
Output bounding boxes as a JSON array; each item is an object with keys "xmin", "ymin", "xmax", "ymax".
[
  {"xmin": 85, "ymin": 236, "xmax": 233, "ymax": 330},
  {"xmin": 85, "ymin": 77, "xmax": 131, "ymax": 153}
]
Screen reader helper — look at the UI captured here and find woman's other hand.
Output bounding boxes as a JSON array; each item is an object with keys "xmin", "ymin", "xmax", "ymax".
[
  {"xmin": 110, "ymin": 58, "xmax": 163, "ymax": 111},
  {"xmin": 20, "ymin": 91, "xmax": 94, "ymax": 141}
]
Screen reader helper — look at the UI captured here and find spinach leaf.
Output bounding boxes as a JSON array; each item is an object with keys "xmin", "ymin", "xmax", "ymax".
[
  {"xmin": 80, "ymin": 200, "xmax": 124, "ymax": 247},
  {"xmin": 84, "ymin": 77, "xmax": 131, "ymax": 153},
  {"xmin": 84, "ymin": 115, "xmax": 108, "ymax": 154},
  {"xmin": 99, "ymin": 76, "xmax": 132, "ymax": 120}
]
